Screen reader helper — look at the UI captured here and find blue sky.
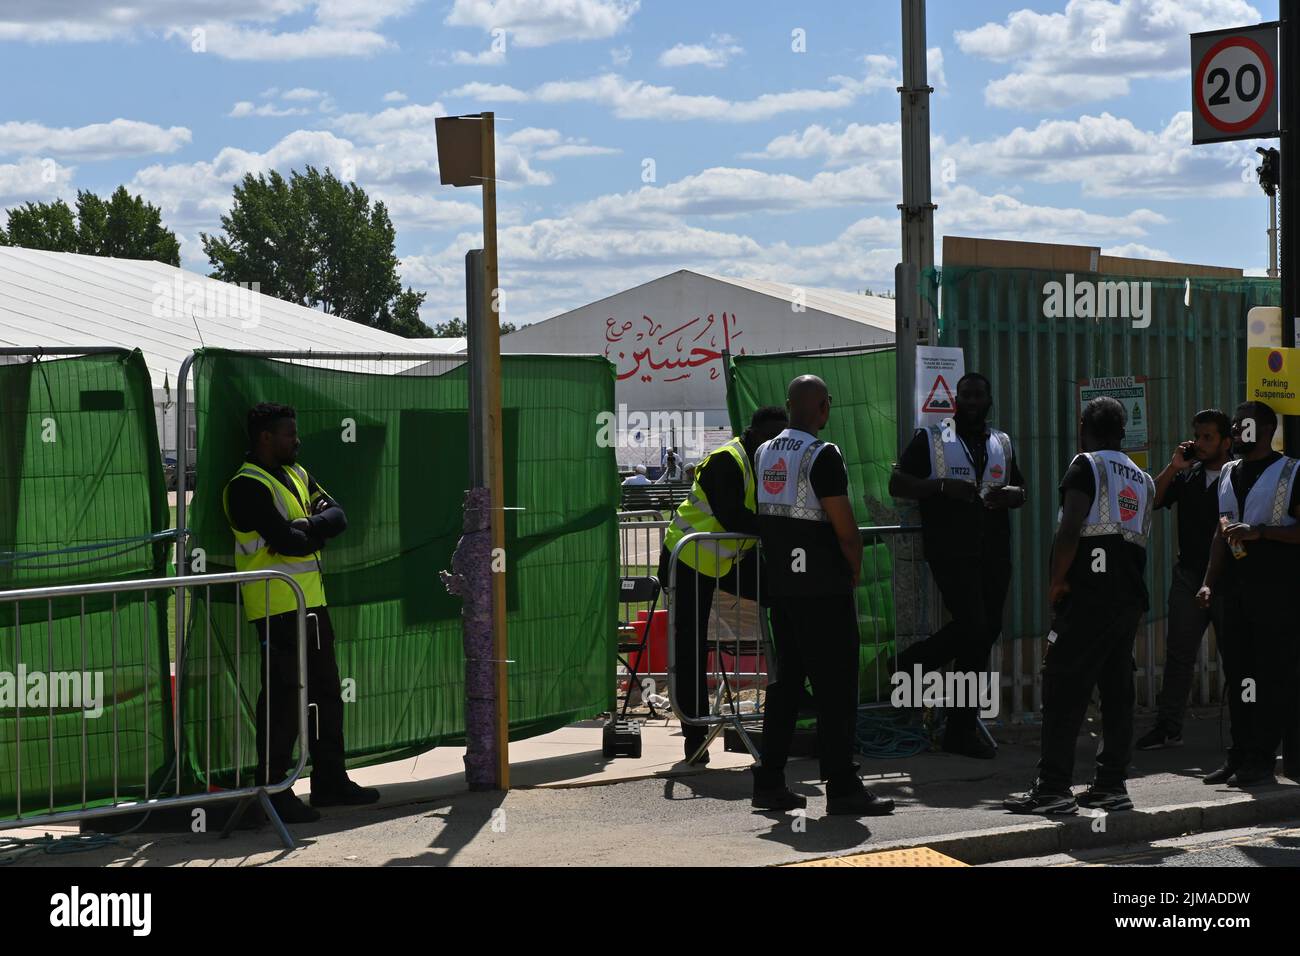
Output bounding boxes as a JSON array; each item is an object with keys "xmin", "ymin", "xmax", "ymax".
[{"xmin": 0, "ymin": 0, "xmax": 1282, "ymax": 328}]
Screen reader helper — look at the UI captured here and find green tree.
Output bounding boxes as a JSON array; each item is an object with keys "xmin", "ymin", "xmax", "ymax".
[
  {"xmin": 0, "ymin": 187, "xmax": 179, "ymax": 264},
  {"xmin": 202, "ymin": 166, "xmax": 432, "ymax": 337},
  {"xmin": 431, "ymin": 317, "xmax": 516, "ymax": 337}
]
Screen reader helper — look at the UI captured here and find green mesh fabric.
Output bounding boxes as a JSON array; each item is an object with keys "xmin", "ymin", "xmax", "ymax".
[
  {"xmin": 0, "ymin": 349, "xmax": 173, "ymax": 819},
  {"xmin": 726, "ymin": 347, "xmax": 899, "ymax": 703},
  {"xmin": 180, "ymin": 350, "xmax": 618, "ymax": 786}
]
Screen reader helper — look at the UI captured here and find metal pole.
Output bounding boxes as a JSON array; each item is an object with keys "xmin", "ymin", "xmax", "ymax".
[
  {"xmin": 1270, "ymin": 190, "xmax": 1280, "ymax": 279},
  {"xmin": 1284, "ymin": 2, "xmax": 1300, "ymax": 455},
  {"xmin": 899, "ymin": 0, "xmax": 937, "ymax": 348}
]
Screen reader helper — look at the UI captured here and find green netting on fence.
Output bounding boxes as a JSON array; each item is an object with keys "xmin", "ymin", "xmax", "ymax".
[
  {"xmin": 0, "ymin": 349, "xmax": 173, "ymax": 819},
  {"xmin": 180, "ymin": 350, "xmax": 618, "ymax": 786},
  {"xmin": 726, "ymin": 347, "xmax": 899, "ymax": 703}
]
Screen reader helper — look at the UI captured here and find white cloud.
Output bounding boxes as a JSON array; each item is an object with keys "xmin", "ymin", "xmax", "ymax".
[
  {"xmin": 610, "ymin": 45, "xmax": 631, "ymax": 66},
  {"xmin": 956, "ymin": 0, "xmax": 1263, "ymax": 110},
  {"xmin": 125, "ymin": 127, "xmax": 482, "ymax": 246},
  {"xmin": 229, "ymin": 101, "xmax": 311, "ymax": 118},
  {"xmin": 444, "ymin": 0, "xmax": 639, "ymax": 48},
  {"xmin": 506, "ymin": 127, "xmax": 618, "ymax": 161},
  {"xmin": 174, "ymin": 23, "xmax": 394, "ymax": 59},
  {"xmin": 0, "ymin": 119, "xmax": 192, "ymax": 160},
  {"xmin": 0, "ymin": 158, "xmax": 76, "ymax": 206},
  {"xmin": 936, "ymin": 184, "xmax": 1166, "ymax": 243},
  {"xmin": 984, "ymin": 72, "xmax": 1129, "ymax": 111},
  {"xmin": 383, "ymin": 90, "xmax": 408, "ymax": 102},
  {"xmin": 745, "ymin": 122, "xmax": 902, "ymax": 166},
  {"xmin": 945, "ymin": 111, "xmax": 1257, "ymax": 198},
  {"xmin": 1103, "ymin": 242, "xmax": 1172, "ymax": 260},
  {"xmin": 534, "ymin": 143, "xmax": 619, "ymax": 160},
  {"xmin": 1, "ymin": 2, "xmax": 418, "ymax": 58},
  {"xmin": 927, "ymin": 46, "xmax": 947, "ymax": 92},
  {"xmin": 452, "ymin": 47, "xmax": 507, "ymax": 65},
  {"xmin": 659, "ymin": 34, "xmax": 743, "ymax": 69},
  {"xmin": 447, "ymin": 59, "xmax": 898, "ymax": 121},
  {"xmin": 282, "ymin": 87, "xmax": 327, "ymax": 101}
]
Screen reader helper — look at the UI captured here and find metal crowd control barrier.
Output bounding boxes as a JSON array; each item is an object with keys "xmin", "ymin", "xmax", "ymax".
[
  {"xmin": 0, "ymin": 570, "xmax": 309, "ymax": 850},
  {"xmin": 666, "ymin": 531, "xmax": 770, "ymax": 763},
  {"xmin": 617, "ymin": 511, "xmax": 669, "ymax": 692}
]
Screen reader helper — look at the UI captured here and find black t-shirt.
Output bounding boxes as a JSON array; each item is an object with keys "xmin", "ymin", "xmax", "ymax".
[
  {"xmin": 1058, "ymin": 454, "xmax": 1148, "ymax": 611},
  {"xmin": 759, "ymin": 442, "xmax": 853, "ymax": 597},
  {"xmin": 1156, "ymin": 463, "xmax": 1223, "ymax": 578},
  {"xmin": 1221, "ymin": 452, "xmax": 1300, "ymax": 593},
  {"xmin": 898, "ymin": 427, "xmax": 1024, "ymax": 562}
]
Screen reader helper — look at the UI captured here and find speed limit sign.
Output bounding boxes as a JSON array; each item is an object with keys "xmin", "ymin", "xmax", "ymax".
[{"xmin": 1191, "ymin": 23, "xmax": 1279, "ymax": 144}]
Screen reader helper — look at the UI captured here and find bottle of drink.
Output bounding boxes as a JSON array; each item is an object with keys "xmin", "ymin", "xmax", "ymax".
[{"xmin": 1221, "ymin": 515, "xmax": 1247, "ymax": 560}]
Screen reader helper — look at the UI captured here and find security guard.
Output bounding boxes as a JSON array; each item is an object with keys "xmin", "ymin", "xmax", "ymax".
[
  {"xmin": 1006, "ymin": 396, "xmax": 1153, "ymax": 814},
  {"xmin": 1135, "ymin": 410, "xmax": 1232, "ymax": 751},
  {"xmin": 890, "ymin": 372, "xmax": 1026, "ymax": 758},
  {"xmin": 224, "ymin": 402, "xmax": 380, "ymax": 824},
  {"xmin": 752, "ymin": 375, "xmax": 894, "ymax": 816},
  {"xmin": 1196, "ymin": 401, "xmax": 1300, "ymax": 786},
  {"xmin": 659, "ymin": 407, "xmax": 788, "ymax": 763}
]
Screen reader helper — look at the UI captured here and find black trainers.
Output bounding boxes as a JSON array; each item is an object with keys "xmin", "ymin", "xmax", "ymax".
[
  {"xmin": 1231, "ymin": 761, "xmax": 1277, "ymax": 788},
  {"xmin": 270, "ymin": 791, "xmax": 322, "ymax": 824},
  {"xmin": 1203, "ymin": 761, "xmax": 1238, "ymax": 785},
  {"xmin": 1077, "ymin": 783, "xmax": 1133, "ymax": 811},
  {"xmin": 1003, "ymin": 783, "xmax": 1077, "ymax": 815},
  {"xmin": 826, "ymin": 781, "xmax": 895, "ymax": 816},
  {"xmin": 311, "ymin": 778, "xmax": 382, "ymax": 807},
  {"xmin": 752, "ymin": 786, "xmax": 807, "ymax": 811},
  {"xmin": 1135, "ymin": 725, "xmax": 1183, "ymax": 751}
]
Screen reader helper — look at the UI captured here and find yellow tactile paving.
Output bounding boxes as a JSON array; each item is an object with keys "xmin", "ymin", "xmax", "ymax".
[{"xmin": 785, "ymin": 846, "xmax": 967, "ymax": 867}]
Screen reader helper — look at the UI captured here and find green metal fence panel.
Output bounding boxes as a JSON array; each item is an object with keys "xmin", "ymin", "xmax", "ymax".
[
  {"xmin": 0, "ymin": 349, "xmax": 173, "ymax": 819},
  {"xmin": 928, "ymin": 265, "xmax": 1279, "ymax": 713},
  {"xmin": 180, "ymin": 350, "xmax": 618, "ymax": 785}
]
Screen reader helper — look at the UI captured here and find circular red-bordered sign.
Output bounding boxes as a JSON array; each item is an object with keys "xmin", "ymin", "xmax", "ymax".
[{"xmin": 1195, "ymin": 35, "xmax": 1276, "ymax": 134}]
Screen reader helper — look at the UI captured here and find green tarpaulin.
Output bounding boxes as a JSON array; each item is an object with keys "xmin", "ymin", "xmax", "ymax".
[
  {"xmin": 0, "ymin": 349, "xmax": 173, "ymax": 819},
  {"xmin": 180, "ymin": 350, "xmax": 618, "ymax": 787},
  {"xmin": 725, "ymin": 346, "xmax": 899, "ymax": 703}
]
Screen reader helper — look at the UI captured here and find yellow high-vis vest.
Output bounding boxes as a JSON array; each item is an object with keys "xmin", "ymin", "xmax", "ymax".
[
  {"xmin": 662, "ymin": 437, "xmax": 757, "ymax": 578},
  {"xmin": 223, "ymin": 461, "xmax": 328, "ymax": 620}
]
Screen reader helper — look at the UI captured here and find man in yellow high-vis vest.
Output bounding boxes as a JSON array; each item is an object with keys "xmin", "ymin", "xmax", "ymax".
[
  {"xmin": 224, "ymin": 402, "xmax": 379, "ymax": 824},
  {"xmin": 658, "ymin": 406, "xmax": 788, "ymax": 764}
]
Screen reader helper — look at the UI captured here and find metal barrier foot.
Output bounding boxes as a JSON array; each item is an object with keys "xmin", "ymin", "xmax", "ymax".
[
  {"xmin": 686, "ymin": 723, "xmax": 725, "ymax": 766},
  {"xmin": 257, "ymin": 790, "xmax": 296, "ymax": 850}
]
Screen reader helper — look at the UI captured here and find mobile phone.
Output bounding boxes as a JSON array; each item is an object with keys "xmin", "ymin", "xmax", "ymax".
[{"xmin": 1179, "ymin": 440, "xmax": 1198, "ymax": 461}]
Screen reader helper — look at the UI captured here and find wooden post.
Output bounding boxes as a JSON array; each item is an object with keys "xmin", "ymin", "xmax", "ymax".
[{"xmin": 478, "ymin": 112, "xmax": 510, "ymax": 790}]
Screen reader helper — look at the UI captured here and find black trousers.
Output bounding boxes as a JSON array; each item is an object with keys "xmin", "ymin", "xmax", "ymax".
[
  {"xmin": 1155, "ymin": 565, "xmax": 1225, "ymax": 734},
  {"xmin": 253, "ymin": 606, "xmax": 347, "ymax": 789},
  {"xmin": 757, "ymin": 593, "xmax": 859, "ymax": 792},
  {"xmin": 660, "ymin": 547, "xmax": 761, "ymax": 746},
  {"xmin": 1037, "ymin": 596, "xmax": 1142, "ymax": 791},
  {"xmin": 899, "ymin": 554, "xmax": 1011, "ymax": 733},
  {"xmin": 1218, "ymin": 588, "xmax": 1300, "ymax": 768}
]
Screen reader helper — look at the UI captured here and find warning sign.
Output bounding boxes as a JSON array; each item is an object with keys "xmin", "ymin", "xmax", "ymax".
[
  {"xmin": 1246, "ymin": 346, "xmax": 1300, "ymax": 414},
  {"xmin": 916, "ymin": 346, "xmax": 964, "ymax": 430},
  {"xmin": 1078, "ymin": 375, "xmax": 1150, "ymax": 471}
]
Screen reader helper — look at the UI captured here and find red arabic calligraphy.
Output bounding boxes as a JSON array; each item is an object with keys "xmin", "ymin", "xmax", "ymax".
[{"xmin": 605, "ymin": 312, "xmax": 744, "ymax": 383}]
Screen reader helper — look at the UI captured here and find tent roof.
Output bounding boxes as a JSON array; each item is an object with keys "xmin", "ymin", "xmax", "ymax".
[{"xmin": 0, "ymin": 247, "xmax": 448, "ymax": 387}]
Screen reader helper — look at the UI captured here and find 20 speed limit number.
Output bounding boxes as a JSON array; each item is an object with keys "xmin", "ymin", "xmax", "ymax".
[{"xmin": 1195, "ymin": 35, "xmax": 1275, "ymax": 134}]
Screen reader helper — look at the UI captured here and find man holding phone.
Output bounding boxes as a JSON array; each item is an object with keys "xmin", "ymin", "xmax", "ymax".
[{"xmin": 1135, "ymin": 410, "xmax": 1232, "ymax": 751}]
